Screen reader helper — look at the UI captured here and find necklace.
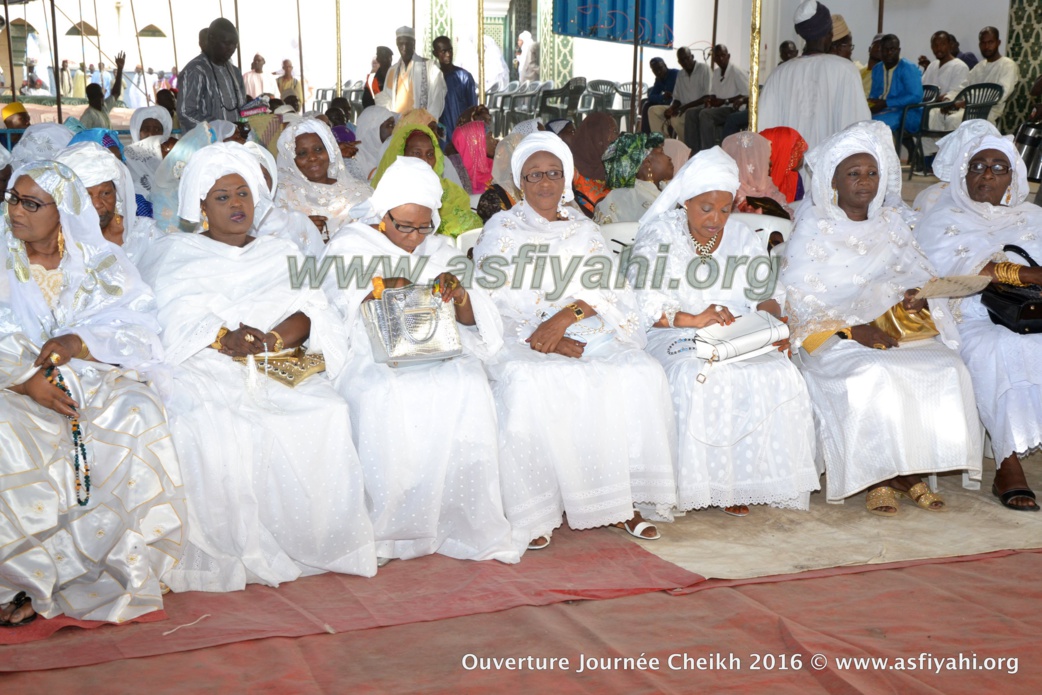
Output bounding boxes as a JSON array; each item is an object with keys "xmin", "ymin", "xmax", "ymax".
[
  {"xmin": 206, "ymin": 58, "xmax": 244, "ymax": 113},
  {"xmin": 690, "ymin": 231, "xmax": 719, "ymax": 264},
  {"xmin": 46, "ymin": 366, "xmax": 91, "ymax": 506}
]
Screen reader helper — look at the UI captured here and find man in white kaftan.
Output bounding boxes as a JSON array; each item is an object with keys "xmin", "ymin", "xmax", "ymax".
[
  {"xmin": 376, "ymin": 27, "xmax": 446, "ymax": 120},
  {"xmin": 757, "ymin": 1, "xmax": 871, "ymax": 151}
]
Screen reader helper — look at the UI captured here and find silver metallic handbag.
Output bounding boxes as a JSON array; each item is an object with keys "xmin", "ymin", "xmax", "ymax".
[{"xmin": 361, "ymin": 284, "xmax": 463, "ymax": 367}]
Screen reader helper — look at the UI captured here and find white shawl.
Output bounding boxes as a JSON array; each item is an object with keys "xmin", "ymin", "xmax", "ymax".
[{"xmin": 0, "ymin": 160, "xmax": 162, "ymax": 388}]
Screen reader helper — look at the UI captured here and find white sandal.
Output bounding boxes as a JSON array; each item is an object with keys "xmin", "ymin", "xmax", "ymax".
[
  {"xmin": 617, "ymin": 518, "xmax": 661, "ymax": 541},
  {"xmin": 527, "ymin": 534, "xmax": 552, "ymax": 550}
]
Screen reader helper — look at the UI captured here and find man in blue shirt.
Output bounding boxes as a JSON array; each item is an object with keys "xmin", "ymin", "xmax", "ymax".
[
  {"xmin": 434, "ymin": 36, "xmax": 477, "ymax": 144},
  {"xmin": 869, "ymin": 34, "xmax": 924, "ymax": 133},
  {"xmin": 641, "ymin": 57, "xmax": 678, "ymax": 133}
]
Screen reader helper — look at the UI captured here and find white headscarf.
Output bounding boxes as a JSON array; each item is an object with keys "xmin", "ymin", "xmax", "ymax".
[
  {"xmin": 355, "ymin": 106, "xmax": 397, "ymax": 179},
  {"xmin": 0, "ymin": 142, "xmax": 11, "ymax": 170},
  {"xmin": 178, "ymin": 142, "xmax": 266, "ymax": 226},
  {"xmin": 511, "ymin": 119, "xmax": 543, "ymax": 137},
  {"xmin": 244, "ymin": 140, "xmax": 278, "ymax": 193},
  {"xmin": 361, "ymin": 157, "xmax": 444, "ymax": 232},
  {"xmin": 0, "ymin": 160, "xmax": 161, "ymax": 370},
  {"xmin": 151, "ymin": 122, "xmax": 217, "ymax": 233},
  {"xmin": 640, "ymin": 146, "xmax": 739, "ymax": 225},
  {"xmin": 917, "ymin": 134, "xmax": 1041, "ymax": 289},
  {"xmin": 129, "ymin": 105, "xmax": 173, "ymax": 142},
  {"xmin": 56, "ymin": 141, "xmax": 136, "ymax": 224},
  {"xmin": 511, "ymin": 132, "xmax": 575, "ymax": 202},
  {"xmin": 781, "ymin": 121, "xmax": 950, "ymax": 348},
  {"xmin": 210, "ymin": 120, "xmax": 237, "ymax": 141},
  {"xmin": 274, "ymin": 116, "xmax": 373, "ymax": 229},
  {"xmin": 10, "ymin": 123, "xmax": 73, "ymax": 168},
  {"xmin": 492, "ymin": 133, "xmax": 523, "ymax": 199},
  {"xmin": 932, "ymin": 119, "xmax": 1002, "ymax": 183}
]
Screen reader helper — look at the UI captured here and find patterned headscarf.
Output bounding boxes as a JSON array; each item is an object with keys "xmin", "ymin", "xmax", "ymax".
[
  {"xmin": 760, "ymin": 126, "xmax": 808, "ymax": 203},
  {"xmin": 602, "ymin": 132, "xmax": 664, "ymax": 189},
  {"xmin": 451, "ymin": 120, "xmax": 493, "ymax": 194}
]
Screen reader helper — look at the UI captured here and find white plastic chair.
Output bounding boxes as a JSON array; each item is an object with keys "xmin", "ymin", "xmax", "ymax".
[
  {"xmin": 456, "ymin": 228, "xmax": 482, "ymax": 256},
  {"xmin": 729, "ymin": 212, "xmax": 793, "ymax": 249},
  {"xmin": 600, "ymin": 221, "xmax": 640, "ymax": 254},
  {"xmin": 469, "ymin": 193, "xmax": 482, "ymax": 211}
]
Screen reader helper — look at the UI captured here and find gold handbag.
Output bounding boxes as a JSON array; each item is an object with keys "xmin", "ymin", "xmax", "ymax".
[
  {"xmin": 233, "ymin": 347, "xmax": 326, "ymax": 388},
  {"xmin": 870, "ymin": 302, "xmax": 939, "ymax": 343}
]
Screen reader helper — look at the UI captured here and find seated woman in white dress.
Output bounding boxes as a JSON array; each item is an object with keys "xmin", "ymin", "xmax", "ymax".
[
  {"xmin": 594, "ymin": 132, "xmax": 674, "ymax": 225},
  {"xmin": 781, "ymin": 121, "xmax": 982, "ymax": 516},
  {"xmin": 475, "ymin": 132, "xmax": 677, "ymax": 549},
  {"xmin": 274, "ymin": 116, "xmax": 373, "ymax": 241},
  {"xmin": 56, "ymin": 141, "xmax": 162, "ymax": 262},
  {"xmin": 243, "ymin": 140, "xmax": 325, "ymax": 256},
  {"xmin": 0, "ymin": 161, "xmax": 184, "ymax": 627},
  {"xmin": 630, "ymin": 147, "xmax": 819, "ymax": 516},
  {"xmin": 321, "ymin": 158, "xmax": 518, "ymax": 563},
  {"xmin": 137, "ymin": 143, "xmax": 376, "ymax": 592},
  {"xmin": 917, "ymin": 135, "xmax": 1042, "ymax": 511},
  {"xmin": 911, "ymin": 119, "xmax": 1000, "ymax": 218}
]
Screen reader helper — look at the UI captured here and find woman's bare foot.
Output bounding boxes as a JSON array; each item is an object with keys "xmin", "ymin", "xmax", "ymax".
[
  {"xmin": 0, "ymin": 593, "xmax": 36, "ymax": 627},
  {"xmin": 993, "ymin": 455, "xmax": 1039, "ymax": 510},
  {"xmin": 723, "ymin": 505, "xmax": 750, "ymax": 517},
  {"xmin": 890, "ymin": 475, "xmax": 945, "ymax": 510},
  {"xmin": 616, "ymin": 510, "xmax": 660, "ymax": 539}
]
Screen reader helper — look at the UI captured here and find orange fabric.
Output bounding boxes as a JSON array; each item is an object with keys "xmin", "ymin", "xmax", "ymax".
[
  {"xmin": 573, "ymin": 171, "xmax": 610, "ymax": 216},
  {"xmin": 760, "ymin": 126, "xmax": 808, "ymax": 204}
]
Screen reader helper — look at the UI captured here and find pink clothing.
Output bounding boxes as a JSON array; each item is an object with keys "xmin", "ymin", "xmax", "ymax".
[
  {"xmin": 721, "ymin": 131, "xmax": 791, "ymax": 215},
  {"xmin": 451, "ymin": 120, "xmax": 493, "ymax": 194}
]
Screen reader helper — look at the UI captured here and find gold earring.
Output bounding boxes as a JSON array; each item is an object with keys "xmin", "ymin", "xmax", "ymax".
[
  {"xmin": 201, "ymin": 212, "xmax": 209, "ymax": 232},
  {"xmin": 378, "ymin": 220, "xmax": 386, "ymax": 232},
  {"xmin": 114, "ymin": 213, "xmax": 123, "ymax": 226},
  {"xmin": 1003, "ymin": 186, "xmax": 1013, "ymax": 206},
  {"xmin": 56, "ymin": 226, "xmax": 65, "ymax": 257},
  {"xmin": 831, "ymin": 187, "xmax": 838, "ymax": 205}
]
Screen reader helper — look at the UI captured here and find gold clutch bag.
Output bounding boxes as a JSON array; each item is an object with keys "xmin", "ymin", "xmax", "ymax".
[
  {"xmin": 233, "ymin": 347, "xmax": 326, "ymax": 388},
  {"xmin": 870, "ymin": 303, "xmax": 939, "ymax": 343}
]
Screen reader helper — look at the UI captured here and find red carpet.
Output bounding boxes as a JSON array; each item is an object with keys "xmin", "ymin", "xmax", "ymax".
[
  {"xmin": 0, "ymin": 525, "xmax": 702, "ymax": 670},
  {"xmin": 7, "ymin": 549, "xmax": 1040, "ymax": 692}
]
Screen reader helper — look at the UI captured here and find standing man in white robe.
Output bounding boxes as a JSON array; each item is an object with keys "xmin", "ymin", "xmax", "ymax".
[
  {"xmin": 757, "ymin": 1, "xmax": 870, "ymax": 150},
  {"xmin": 376, "ymin": 27, "xmax": 446, "ymax": 120}
]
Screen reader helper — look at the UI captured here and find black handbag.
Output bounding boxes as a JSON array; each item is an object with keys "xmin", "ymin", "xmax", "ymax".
[{"xmin": 980, "ymin": 244, "xmax": 1042, "ymax": 334}]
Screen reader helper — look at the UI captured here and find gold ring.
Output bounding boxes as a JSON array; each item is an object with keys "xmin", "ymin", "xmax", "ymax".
[
  {"xmin": 873, "ymin": 343, "xmax": 887, "ymax": 350},
  {"xmin": 49, "ymin": 352, "xmax": 61, "ymax": 365},
  {"xmin": 244, "ymin": 334, "xmax": 255, "ymax": 343}
]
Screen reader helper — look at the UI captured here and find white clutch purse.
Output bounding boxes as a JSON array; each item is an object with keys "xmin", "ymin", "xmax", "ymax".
[{"xmin": 667, "ymin": 309, "xmax": 789, "ymax": 383}]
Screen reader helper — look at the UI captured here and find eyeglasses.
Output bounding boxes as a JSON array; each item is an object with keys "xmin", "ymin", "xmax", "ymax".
[
  {"xmin": 967, "ymin": 162, "xmax": 1012, "ymax": 175},
  {"xmin": 521, "ymin": 169, "xmax": 565, "ymax": 184},
  {"xmin": 5, "ymin": 190, "xmax": 57, "ymax": 213},
  {"xmin": 387, "ymin": 210, "xmax": 436, "ymax": 235}
]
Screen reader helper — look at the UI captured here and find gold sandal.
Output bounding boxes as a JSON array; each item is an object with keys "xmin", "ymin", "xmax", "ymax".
[
  {"xmin": 866, "ymin": 486, "xmax": 900, "ymax": 517},
  {"xmin": 903, "ymin": 482, "xmax": 946, "ymax": 512}
]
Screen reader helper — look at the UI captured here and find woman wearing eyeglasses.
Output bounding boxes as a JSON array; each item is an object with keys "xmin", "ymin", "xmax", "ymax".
[
  {"xmin": 137, "ymin": 143, "xmax": 377, "ymax": 592},
  {"xmin": 474, "ymin": 132, "xmax": 677, "ymax": 550},
  {"xmin": 917, "ymin": 136, "xmax": 1042, "ymax": 512},
  {"xmin": 320, "ymin": 157, "xmax": 518, "ymax": 564},
  {"xmin": 782, "ymin": 121, "xmax": 982, "ymax": 517},
  {"xmin": 370, "ymin": 123, "xmax": 483, "ymax": 238},
  {"xmin": 0, "ymin": 161, "xmax": 185, "ymax": 627}
]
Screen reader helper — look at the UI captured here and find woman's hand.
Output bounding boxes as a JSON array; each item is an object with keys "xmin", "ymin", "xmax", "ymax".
[
  {"xmin": 552, "ymin": 336, "xmax": 585, "ymax": 359},
  {"xmin": 19, "ymin": 369, "xmax": 79, "ymax": 417},
  {"xmin": 433, "ymin": 272, "xmax": 476, "ymax": 326},
  {"xmin": 687, "ymin": 305, "xmax": 736, "ymax": 329},
  {"xmin": 219, "ymin": 323, "xmax": 269, "ymax": 357},
  {"xmin": 363, "ymin": 277, "xmax": 412, "ymax": 301},
  {"xmin": 308, "ymin": 215, "xmax": 329, "ymax": 238},
  {"xmin": 33, "ymin": 335, "xmax": 84, "ymax": 368},
  {"xmin": 901, "ymin": 288, "xmax": 926, "ymax": 313},
  {"xmin": 338, "ymin": 142, "xmax": 359, "ymax": 159},
  {"xmin": 849, "ymin": 323, "xmax": 898, "ymax": 350},
  {"xmin": 526, "ymin": 311, "xmax": 573, "ymax": 354}
]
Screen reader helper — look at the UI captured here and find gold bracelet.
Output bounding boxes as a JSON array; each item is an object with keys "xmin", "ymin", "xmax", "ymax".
[
  {"xmin": 76, "ymin": 337, "xmax": 91, "ymax": 360},
  {"xmin": 836, "ymin": 327, "xmax": 852, "ymax": 340},
  {"xmin": 268, "ymin": 330, "xmax": 285, "ymax": 352},
  {"xmin": 997, "ymin": 262, "xmax": 1027, "ymax": 287},
  {"xmin": 453, "ymin": 292, "xmax": 469, "ymax": 307},
  {"xmin": 211, "ymin": 326, "xmax": 229, "ymax": 350}
]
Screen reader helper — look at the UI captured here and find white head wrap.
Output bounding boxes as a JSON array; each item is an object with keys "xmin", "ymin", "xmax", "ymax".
[
  {"xmin": 954, "ymin": 134, "xmax": 1027, "ymax": 211},
  {"xmin": 10, "ymin": 123, "xmax": 74, "ymax": 168},
  {"xmin": 932, "ymin": 120, "xmax": 1002, "ymax": 183},
  {"xmin": 244, "ymin": 140, "xmax": 278, "ymax": 193},
  {"xmin": 794, "ymin": 0, "xmax": 821, "ymax": 22},
  {"xmin": 210, "ymin": 119, "xmax": 237, "ymax": 141},
  {"xmin": 150, "ymin": 122, "xmax": 217, "ymax": 233},
  {"xmin": 177, "ymin": 142, "xmax": 266, "ymax": 225},
  {"xmin": 511, "ymin": 119, "xmax": 543, "ymax": 137},
  {"xmin": 362, "ymin": 157, "xmax": 444, "ymax": 232},
  {"xmin": 805, "ymin": 120, "xmax": 901, "ymax": 221},
  {"xmin": 396, "ymin": 26, "xmax": 415, "ymax": 39},
  {"xmin": 0, "ymin": 142, "xmax": 10, "ymax": 170},
  {"xmin": 129, "ymin": 105, "xmax": 173, "ymax": 142},
  {"xmin": 55, "ymin": 141, "xmax": 137, "ymax": 229},
  {"xmin": 355, "ymin": 106, "xmax": 397, "ymax": 179},
  {"xmin": 510, "ymin": 132, "xmax": 575, "ymax": 202},
  {"xmin": 640, "ymin": 146, "xmax": 739, "ymax": 225}
]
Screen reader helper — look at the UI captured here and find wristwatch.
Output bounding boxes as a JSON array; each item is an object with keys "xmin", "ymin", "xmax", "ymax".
[{"xmin": 564, "ymin": 303, "xmax": 584, "ymax": 323}]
